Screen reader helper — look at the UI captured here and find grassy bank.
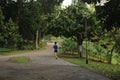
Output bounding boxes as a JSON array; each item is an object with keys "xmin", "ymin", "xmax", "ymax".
[{"xmin": 63, "ymin": 57, "xmax": 120, "ymax": 80}]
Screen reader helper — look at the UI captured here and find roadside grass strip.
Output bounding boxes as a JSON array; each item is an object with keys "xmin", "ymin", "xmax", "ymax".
[{"xmin": 63, "ymin": 57, "xmax": 120, "ymax": 80}]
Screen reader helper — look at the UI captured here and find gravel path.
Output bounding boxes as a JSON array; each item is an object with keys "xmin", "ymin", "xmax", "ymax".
[{"xmin": 0, "ymin": 46, "xmax": 111, "ymax": 80}]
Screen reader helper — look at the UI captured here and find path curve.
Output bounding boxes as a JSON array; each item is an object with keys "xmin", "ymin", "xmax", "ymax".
[{"xmin": 0, "ymin": 46, "xmax": 111, "ymax": 80}]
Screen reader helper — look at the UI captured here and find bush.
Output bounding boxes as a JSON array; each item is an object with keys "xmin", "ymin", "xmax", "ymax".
[
  {"xmin": 83, "ymin": 41, "xmax": 108, "ymax": 62},
  {"xmin": 61, "ymin": 38, "xmax": 77, "ymax": 55},
  {"xmin": 39, "ymin": 41, "xmax": 46, "ymax": 49},
  {"xmin": 21, "ymin": 44, "xmax": 35, "ymax": 50},
  {"xmin": 17, "ymin": 39, "xmax": 35, "ymax": 50},
  {"xmin": 113, "ymin": 54, "xmax": 120, "ymax": 64}
]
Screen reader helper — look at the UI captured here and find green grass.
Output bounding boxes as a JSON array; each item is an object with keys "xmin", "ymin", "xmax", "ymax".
[
  {"xmin": 0, "ymin": 49, "xmax": 33, "ymax": 56},
  {"xmin": 63, "ymin": 57, "xmax": 120, "ymax": 80},
  {"xmin": 9, "ymin": 56, "xmax": 30, "ymax": 63},
  {"xmin": 0, "ymin": 48, "xmax": 12, "ymax": 54}
]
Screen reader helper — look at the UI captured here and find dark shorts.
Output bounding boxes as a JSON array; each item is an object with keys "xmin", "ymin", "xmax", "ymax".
[{"xmin": 54, "ymin": 50, "xmax": 58, "ymax": 52}]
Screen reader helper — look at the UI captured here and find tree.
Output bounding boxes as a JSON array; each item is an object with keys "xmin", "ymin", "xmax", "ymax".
[
  {"xmin": 95, "ymin": 0, "xmax": 120, "ymax": 63},
  {"xmin": 81, "ymin": 0, "xmax": 120, "ymax": 63},
  {"xmin": 0, "ymin": 6, "xmax": 4, "ymax": 27},
  {"xmin": 0, "ymin": 6, "xmax": 5, "ymax": 47},
  {"xmin": 20, "ymin": 1, "xmax": 42, "ymax": 49},
  {"xmin": 37, "ymin": 0, "xmax": 63, "ymax": 14},
  {"xmin": 96, "ymin": 0, "xmax": 120, "ymax": 30},
  {"xmin": 79, "ymin": 0, "xmax": 120, "ymax": 30},
  {"xmin": 2, "ymin": 18, "xmax": 22, "ymax": 48},
  {"xmin": 48, "ymin": 2, "xmax": 101, "ymax": 57},
  {"xmin": 0, "ymin": 0, "xmax": 64, "ymax": 49},
  {"xmin": 81, "ymin": 0, "xmax": 101, "ymax": 4}
]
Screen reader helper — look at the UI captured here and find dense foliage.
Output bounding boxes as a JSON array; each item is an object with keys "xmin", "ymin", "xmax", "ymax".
[
  {"xmin": 96, "ymin": 0, "xmax": 120, "ymax": 30},
  {"xmin": 48, "ymin": 2, "xmax": 101, "ymax": 57},
  {"xmin": 0, "ymin": 0, "xmax": 63, "ymax": 49},
  {"xmin": 0, "ymin": 1, "xmax": 120, "ymax": 79},
  {"xmin": 61, "ymin": 38, "xmax": 77, "ymax": 54},
  {"xmin": 0, "ymin": 0, "xmax": 119, "ymax": 66}
]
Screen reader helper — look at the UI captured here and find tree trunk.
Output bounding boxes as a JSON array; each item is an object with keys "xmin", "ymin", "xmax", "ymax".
[
  {"xmin": 35, "ymin": 29, "xmax": 39, "ymax": 49},
  {"xmin": 108, "ymin": 46, "xmax": 115, "ymax": 64},
  {"xmin": 77, "ymin": 37, "xmax": 83, "ymax": 58}
]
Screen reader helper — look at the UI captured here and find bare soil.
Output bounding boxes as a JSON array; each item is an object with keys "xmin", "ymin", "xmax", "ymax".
[{"xmin": 0, "ymin": 46, "xmax": 111, "ymax": 80}]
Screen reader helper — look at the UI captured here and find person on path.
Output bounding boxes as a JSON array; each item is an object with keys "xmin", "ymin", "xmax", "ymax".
[{"xmin": 53, "ymin": 42, "xmax": 58, "ymax": 59}]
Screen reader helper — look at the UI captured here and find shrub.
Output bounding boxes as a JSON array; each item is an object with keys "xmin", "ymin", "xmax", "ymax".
[
  {"xmin": 39, "ymin": 41, "xmax": 46, "ymax": 49},
  {"xmin": 83, "ymin": 41, "xmax": 108, "ymax": 62},
  {"xmin": 113, "ymin": 54, "xmax": 120, "ymax": 64},
  {"xmin": 61, "ymin": 38, "xmax": 77, "ymax": 55},
  {"xmin": 21, "ymin": 44, "xmax": 35, "ymax": 50}
]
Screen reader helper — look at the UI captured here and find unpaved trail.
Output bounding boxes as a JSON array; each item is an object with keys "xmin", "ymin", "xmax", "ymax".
[{"xmin": 0, "ymin": 46, "xmax": 111, "ymax": 80}]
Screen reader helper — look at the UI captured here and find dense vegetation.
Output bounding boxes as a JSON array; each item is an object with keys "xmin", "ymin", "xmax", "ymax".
[
  {"xmin": 0, "ymin": 0, "xmax": 63, "ymax": 50},
  {"xmin": 59, "ymin": 38, "xmax": 120, "ymax": 65},
  {"xmin": 47, "ymin": 0, "xmax": 120, "ymax": 65},
  {"xmin": 0, "ymin": 0, "xmax": 120, "ymax": 79}
]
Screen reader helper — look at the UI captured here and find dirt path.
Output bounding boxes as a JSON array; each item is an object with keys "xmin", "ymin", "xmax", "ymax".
[{"xmin": 0, "ymin": 46, "xmax": 111, "ymax": 80}]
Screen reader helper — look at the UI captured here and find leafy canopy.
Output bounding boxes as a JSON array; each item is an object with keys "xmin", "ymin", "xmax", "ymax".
[{"xmin": 48, "ymin": 2, "xmax": 101, "ymax": 42}]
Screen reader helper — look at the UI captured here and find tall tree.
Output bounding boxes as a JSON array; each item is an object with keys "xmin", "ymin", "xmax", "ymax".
[
  {"xmin": 82, "ymin": 0, "xmax": 120, "ymax": 30},
  {"xmin": 48, "ymin": 2, "xmax": 101, "ymax": 57},
  {"xmin": 94, "ymin": 0, "xmax": 120, "ymax": 64},
  {"xmin": 20, "ymin": 1, "xmax": 42, "ymax": 49},
  {"xmin": 96, "ymin": 0, "xmax": 120, "ymax": 30},
  {"xmin": 0, "ymin": 0, "xmax": 64, "ymax": 49},
  {"xmin": 37, "ymin": 0, "xmax": 63, "ymax": 14},
  {"xmin": 2, "ymin": 18, "xmax": 22, "ymax": 48},
  {"xmin": 0, "ymin": 6, "xmax": 5, "ymax": 47},
  {"xmin": 5, "ymin": 1, "xmax": 18, "ymax": 21},
  {"xmin": 80, "ymin": 0, "xmax": 101, "ymax": 4}
]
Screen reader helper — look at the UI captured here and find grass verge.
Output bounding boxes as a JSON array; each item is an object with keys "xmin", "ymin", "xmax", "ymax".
[
  {"xmin": 9, "ymin": 56, "xmax": 30, "ymax": 63},
  {"xmin": 0, "ymin": 48, "xmax": 12, "ymax": 54},
  {"xmin": 63, "ymin": 57, "xmax": 120, "ymax": 80},
  {"xmin": 0, "ymin": 49, "xmax": 35, "ymax": 56}
]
